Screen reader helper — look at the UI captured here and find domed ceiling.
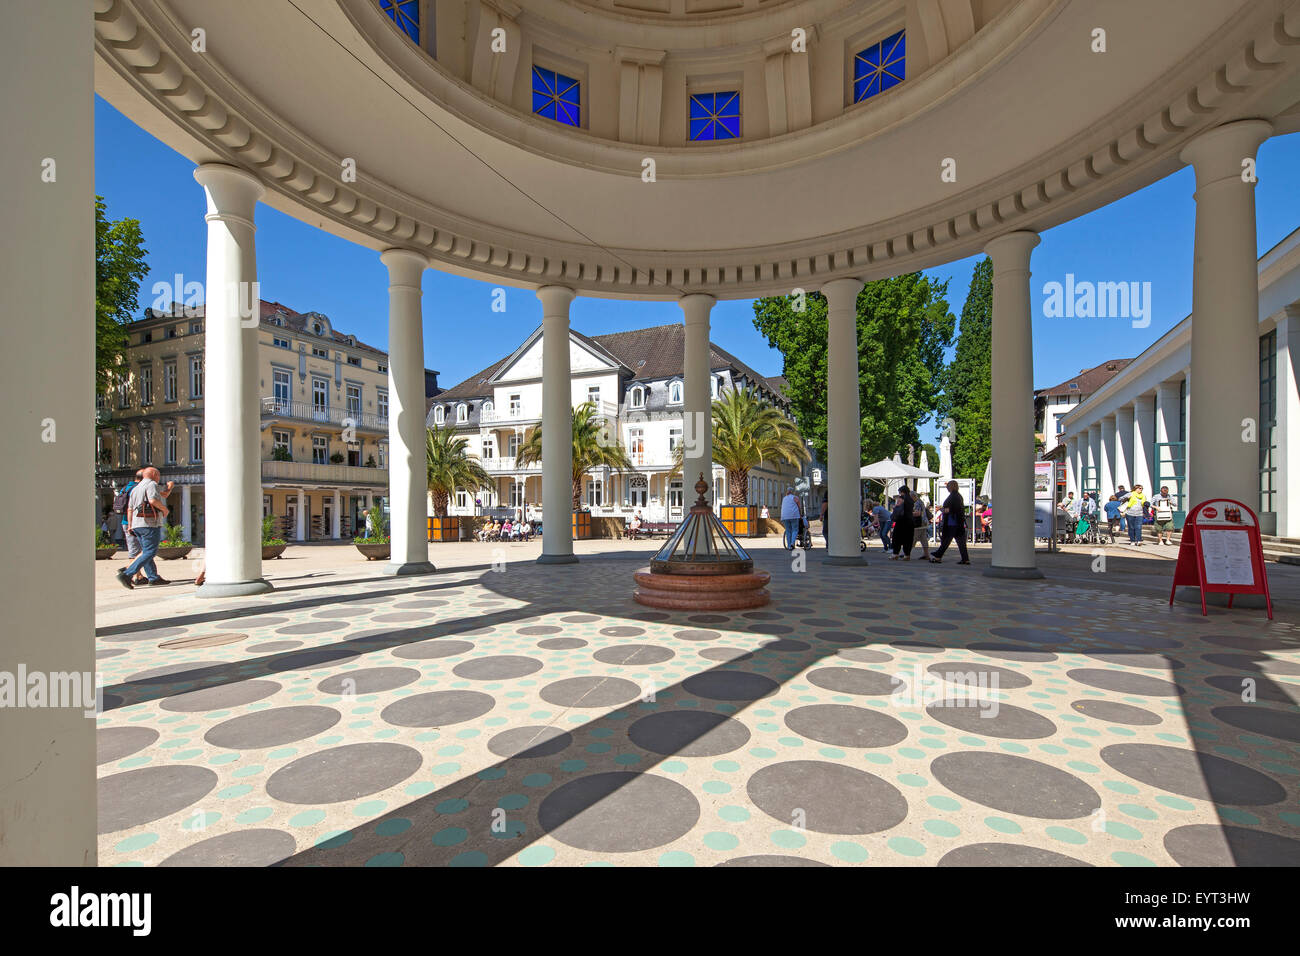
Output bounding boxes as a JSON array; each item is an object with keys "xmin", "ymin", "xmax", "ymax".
[{"xmin": 95, "ymin": 0, "xmax": 1300, "ymax": 298}]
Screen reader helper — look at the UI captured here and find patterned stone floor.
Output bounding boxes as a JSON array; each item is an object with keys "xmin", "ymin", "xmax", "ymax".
[{"xmin": 94, "ymin": 550, "xmax": 1300, "ymax": 866}]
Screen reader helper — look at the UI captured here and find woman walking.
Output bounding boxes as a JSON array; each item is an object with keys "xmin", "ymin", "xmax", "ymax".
[{"xmin": 891, "ymin": 487, "xmax": 917, "ymax": 560}]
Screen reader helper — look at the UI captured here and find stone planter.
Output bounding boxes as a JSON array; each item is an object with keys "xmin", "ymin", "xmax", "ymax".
[
  {"xmin": 262, "ymin": 544, "xmax": 287, "ymax": 559},
  {"xmin": 156, "ymin": 545, "xmax": 193, "ymax": 561},
  {"xmin": 356, "ymin": 542, "xmax": 390, "ymax": 560},
  {"xmin": 95, "ymin": 547, "xmax": 118, "ymax": 560},
  {"xmin": 428, "ymin": 515, "xmax": 459, "ymax": 542}
]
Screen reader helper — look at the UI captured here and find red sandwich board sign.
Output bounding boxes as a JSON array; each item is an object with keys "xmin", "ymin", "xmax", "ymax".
[{"xmin": 1168, "ymin": 498, "xmax": 1272, "ymax": 619}]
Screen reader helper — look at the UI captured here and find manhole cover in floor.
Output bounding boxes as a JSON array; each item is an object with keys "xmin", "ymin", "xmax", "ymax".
[{"xmin": 159, "ymin": 633, "xmax": 248, "ymax": 649}]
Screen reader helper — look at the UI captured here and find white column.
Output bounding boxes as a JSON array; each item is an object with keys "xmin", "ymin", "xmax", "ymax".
[
  {"xmin": 1114, "ymin": 405, "xmax": 1134, "ymax": 491},
  {"xmin": 381, "ymin": 248, "xmax": 435, "ymax": 575},
  {"xmin": 332, "ymin": 489, "xmax": 342, "ymax": 539},
  {"xmin": 0, "ymin": 0, "xmax": 96, "ymax": 864},
  {"xmin": 181, "ymin": 482, "xmax": 193, "ymax": 542},
  {"xmin": 823, "ymin": 277, "xmax": 866, "ymax": 563},
  {"xmin": 1276, "ymin": 307, "xmax": 1300, "ymax": 537},
  {"xmin": 1131, "ymin": 393, "xmax": 1155, "ymax": 494},
  {"xmin": 296, "ymin": 488, "xmax": 306, "ymax": 541},
  {"xmin": 985, "ymin": 231, "xmax": 1042, "ymax": 577},
  {"xmin": 1064, "ymin": 437, "xmax": 1077, "ymax": 498},
  {"xmin": 537, "ymin": 285, "xmax": 578, "ymax": 564},
  {"xmin": 1099, "ymin": 415, "xmax": 1117, "ymax": 501},
  {"xmin": 1085, "ymin": 424, "xmax": 1101, "ymax": 494},
  {"xmin": 1181, "ymin": 120, "xmax": 1271, "ymax": 507},
  {"xmin": 193, "ymin": 164, "xmax": 271, "ymax": 597},
  {"xmin": 1156, "ymin": 378, "xmax": 1183, "ymax": 509},
  {"xmin": 680, "ymin": 294, "xmax": 716, "ymax": 501}
]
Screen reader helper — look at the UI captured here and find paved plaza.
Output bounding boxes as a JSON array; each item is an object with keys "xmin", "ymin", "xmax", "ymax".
[{"xmin": 93, "ymin": 539, "xmax": 1300, "ymax": 867}]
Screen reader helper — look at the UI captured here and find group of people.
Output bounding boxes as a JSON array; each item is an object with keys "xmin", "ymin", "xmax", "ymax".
[
  {"xmin": 478, "ymin": 517, "xmax": 534, "ymax": 542},
  {"xmin": 1058, "ymin": 483, "xmax": 1178, "ymax": 546},
  {"xmin": 862, "ymin": 481, "xmax": 973, "ymax": 564}
]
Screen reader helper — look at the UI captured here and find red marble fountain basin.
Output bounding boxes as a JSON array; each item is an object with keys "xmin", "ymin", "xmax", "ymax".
[{"xmin": 633, "ymin": 569, "xmax": 771, "ymax": 610}]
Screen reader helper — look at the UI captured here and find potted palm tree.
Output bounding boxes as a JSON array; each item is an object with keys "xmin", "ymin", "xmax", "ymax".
[
  {"xmin": 353, "ymin": 503, "xmax": 390, "ymax": 559},
  {"xmin": 261, "ymin": 514, "xmax": 288, "ymax": 559},
  {"xmin": 425, "ymin": 426, "xmax": 493, "ymax": 542},
  {"xmin": 517, "ymin": 402, "xmax": 634, "ymax": 539},
  {"xmin": 671, "ymin": 387, "xmax": 809, "ymax": 537}
]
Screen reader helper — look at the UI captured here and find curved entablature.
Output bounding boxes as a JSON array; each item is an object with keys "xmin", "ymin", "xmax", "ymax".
[{"xmin": 93, "ymin": 0, "xmax": 1300, "ymax": 300}]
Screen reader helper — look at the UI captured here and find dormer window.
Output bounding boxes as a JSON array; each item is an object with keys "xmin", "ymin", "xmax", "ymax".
[
  {"xmin": 668, "ymin": 381, "xmax": 683, "ymax": 405},
  {"xmin": 483, "ymin": 400, "xmax": 494, "ymax": 416},
  {"xmin": 433, "ymin": 406, "xmax": 445, "ymax": 425},
  {"xmin": 456, "ymin": 403, "xmax": 468, "ymax": 424},
  {"xmin": 313, "ymin": 321, "xmax": 323, "ymax": 336},
  {"xmin": 629, "ymin": 386, "xmax": 645, "ymax": 409}
]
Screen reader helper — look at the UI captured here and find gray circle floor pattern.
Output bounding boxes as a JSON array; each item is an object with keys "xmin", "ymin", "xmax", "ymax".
[{"xmin": 93, "ymin": 558, "xmax": 1300, "ymax": 866}]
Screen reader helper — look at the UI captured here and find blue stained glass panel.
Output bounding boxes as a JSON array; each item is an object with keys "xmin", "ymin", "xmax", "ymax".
[
  {"xmin": 532, "ymin": 66, "xmax": 581, "ymax": 127},
  {"xmin": 688, "ymin": 91, "xmax": 741, "ymax": 141},
  {"xmin": 379, "ymin": 0, "xmax": 420, "ymax": 44},
  {"xmin": 854, "ymin": 30, "xmax": 905, "ymax": 103}
]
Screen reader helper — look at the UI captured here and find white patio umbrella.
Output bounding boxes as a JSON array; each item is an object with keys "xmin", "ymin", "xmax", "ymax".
[{"xmin": 981, "ymin": 458, "xmax": 993, "ymax": 501}]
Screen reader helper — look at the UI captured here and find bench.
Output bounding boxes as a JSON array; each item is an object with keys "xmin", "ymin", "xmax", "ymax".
[{"xmin": 629, "ymin": 522, "xmax": 677, "ymax": 540}]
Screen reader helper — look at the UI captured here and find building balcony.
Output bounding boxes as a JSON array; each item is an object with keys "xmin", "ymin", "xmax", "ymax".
[
  {"xmin": 480, "ymin": 456, "xmax": 540, "ymax": 473},
  {"xmin": 478, "ymin": 400, "xmax": 618, "ymax": 428},
  {"xmin": 261, "ymin": 397, "xmax": 387, "ymax": 432},
  {"xmin": 260, "ymin": 459, "xmax": 388, "ymax": 486}
]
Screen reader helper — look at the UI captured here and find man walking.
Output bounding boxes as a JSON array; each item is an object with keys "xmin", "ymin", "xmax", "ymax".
[
  {"xmin": 116, "ymin": 466, "xmax": 173, "ymax": 588},
  {"xmin": 930, "ymin": 480, "xmax": 970, "ymax": 564},
  {"xmin": 1152, "ymin": 485, "xmax": 1176, "ymax": 545},
  {"xmin": 779, "ymin": 486, "xmax": 803, "ymax": 550},
  {"xmin": 871, "ymin": 499, "xmax": 892, "ymax": 552}
]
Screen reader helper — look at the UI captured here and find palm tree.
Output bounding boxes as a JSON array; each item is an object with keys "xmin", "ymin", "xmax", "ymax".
[
  {"xmin": 426, "ymin": 426, "xmax": 494, "ymax": 517},
  {"xmin": 517, "ymin": 402, "xmax": 635, "ymax": 511},
  {"xmin": 671, "ymin": 387, "xmax": 810, "ymax": 504}
]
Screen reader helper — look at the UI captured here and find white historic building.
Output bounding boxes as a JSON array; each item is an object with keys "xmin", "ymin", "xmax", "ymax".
[
  {"xmin": 1060, "ymin": 225, "xmax": 1300, "ymax": 536},
  {"xmin": 427, "ymin": 323, "xmax": 805, "ymax": 523}
]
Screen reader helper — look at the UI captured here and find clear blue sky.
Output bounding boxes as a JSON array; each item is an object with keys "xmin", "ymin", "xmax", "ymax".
[{"xmin": 96, "ymin": 96, "xmax": 1300, "ymax": 446}]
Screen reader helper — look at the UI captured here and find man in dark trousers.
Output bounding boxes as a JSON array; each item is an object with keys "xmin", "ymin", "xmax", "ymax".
[{"xmin": 930, "ymin": 480, "xmax": 970, "ymax": 564}]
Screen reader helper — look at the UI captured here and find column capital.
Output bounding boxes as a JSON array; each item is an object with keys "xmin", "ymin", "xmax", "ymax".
[
  {"xmin": 821, "ymin": 276, "xmax": 865, "ymax": 303},
  {"xmin": 193, "ymin": 164, "xmax": 263, "ymax": 224},
  {"xmin": 1179, "ymin": 119, "xmax": 1272, "ymax": 186},
  {"xmin": 536, "ymin": 285, "xmax": 576, "ymax": 315},
  {"xmin": 983, "ymin": 230, "xmax": 1039, "ymax": 268},
  {"xmin": 380, "ymin": 248, "xmax": 428, "ymax": 290},
  {"xmin": 678, "ymin": 293, "xmax": 715, "ymax": 325}
]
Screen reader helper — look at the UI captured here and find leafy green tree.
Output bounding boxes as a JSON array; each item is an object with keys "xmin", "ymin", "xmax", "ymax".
[
  {"xmin": 668, "ymin": 387, "xmax": 810, "ymax": 503},
  {"xmin": 752, "ymin": 274, "xmax": 954, "ymax": 468},
  {"xmin": 95, "ymin": 196, "xmax": 148, "ymax": 397},
  {"xmin": 936, "ymin": 257, "xmax": 993, "ymax": 478},
  {"xmin": 517, "ymin": 402, "xmax": 635, "ymax": 511},
  {"xmin": 426, "ymin": 426, "xmax": 494, "ymax": 516}
]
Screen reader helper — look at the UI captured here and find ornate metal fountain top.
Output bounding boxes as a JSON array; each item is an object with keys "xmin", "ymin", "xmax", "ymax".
[{"xmin": 649, "ymin": 474, "xmax": 754, "ymax": 575}]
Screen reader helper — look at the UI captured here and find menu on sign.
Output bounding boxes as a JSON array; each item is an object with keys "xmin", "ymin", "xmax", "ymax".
[{"xmin": 1199, "ymin": 529, "xmax": 1255, "ymax": 586}]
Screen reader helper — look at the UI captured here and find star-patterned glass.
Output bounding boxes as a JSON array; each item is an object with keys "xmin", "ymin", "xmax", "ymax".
[
  {"xmin": 854, "ymin": 30, "xmax": 906, "ymax": 103},
  {"xmin": 378, "ymin": 0, "xmax": 420, "ymax": 44},
  {"xmin": 688, "ymin": 92, "xmax": 741, "ymax": 142},
  {"xmin": 532, "ymin": 66, "xmax": 581, "ymax": 127}
]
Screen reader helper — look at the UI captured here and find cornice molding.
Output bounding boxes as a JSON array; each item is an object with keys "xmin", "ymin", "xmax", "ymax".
[{"xmin": 93, "ymin": 0, "xmax": 1300, "ymax": 299}]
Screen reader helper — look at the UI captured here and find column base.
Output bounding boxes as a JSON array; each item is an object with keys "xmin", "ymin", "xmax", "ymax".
[
  {"xmin": 1173, "ymin": 586, "xmax": 1267, "ymax": 609},
  {"xmin": 537, "ymin": 553, "xmax": 579, "ymax": 565},
  {"xmin": 984, "ymin": 565, "xmax": 1045, "ymax": 580},
  {"xmin": 381, "ymin": 561, "xmax": 437, "ymax": 576},
  {"xmin": 823, "ymin": 554, "xmax": 868, "ymax": 566},
  {"xmin": 197, "ymin": 579, "xmax": 274, "ymax": 598}
]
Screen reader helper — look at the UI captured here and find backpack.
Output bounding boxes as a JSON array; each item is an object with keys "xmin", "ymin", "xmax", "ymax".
[{"xmin": 112, "ymin": 482, "xmax": 135, "ymax": 515}]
